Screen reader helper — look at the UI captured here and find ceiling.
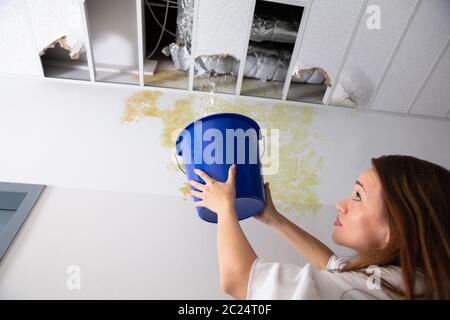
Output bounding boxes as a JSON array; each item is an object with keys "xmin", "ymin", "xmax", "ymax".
[{"xmin": 0, "ymin": 0, "xmax": 449, "ymax": 120}]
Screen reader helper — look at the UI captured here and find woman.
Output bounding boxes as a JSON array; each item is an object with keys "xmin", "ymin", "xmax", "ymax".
[{"xmin": 188, "ymin": 155, "xmax": 450, "ymax": 299}]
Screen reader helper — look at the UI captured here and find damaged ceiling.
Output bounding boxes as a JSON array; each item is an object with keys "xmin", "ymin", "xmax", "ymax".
[
  {"xmin": 26, "ymin": 0, "xmax": 85, "ymax": 59},
  {"xmin": 0, "ymin": 0, "xmax": 449, "ymax": 119}
]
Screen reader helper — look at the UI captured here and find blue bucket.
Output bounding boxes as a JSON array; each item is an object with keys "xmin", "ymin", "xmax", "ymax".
[{"xmin": 176, "ymin": 113, "xmax": 265, "ymax": 223}]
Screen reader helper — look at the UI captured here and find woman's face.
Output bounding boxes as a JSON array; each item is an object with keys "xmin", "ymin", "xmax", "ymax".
[{"xmin": 333, "ymin": 168, "xmax": 390, "ymax": 254}]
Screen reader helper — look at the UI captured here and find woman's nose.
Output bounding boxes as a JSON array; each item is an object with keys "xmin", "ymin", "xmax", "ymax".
[{"xmin": 335, "ymin": 199, "xmax": 347, "ymax": 215}]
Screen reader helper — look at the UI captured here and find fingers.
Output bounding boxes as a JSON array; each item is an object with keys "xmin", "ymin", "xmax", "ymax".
[
  {"xmin": 226, "ymin": 164, "xmax": 236, "ymax": 184},
  {"xmin": 194, "ymin": 168, "xmax": 214, "ymax": 184},
  {"xmin": 190, "ymin": 189, "xmax": 203, "ymax": 199},
  {"xmin": 188, "ymin": 179, "xmax": 206, "ymax": 191}
]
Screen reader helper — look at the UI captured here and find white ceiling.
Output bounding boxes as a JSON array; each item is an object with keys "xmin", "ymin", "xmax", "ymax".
[
  {"xmin": 367, "ymin": 0, "xmax": 450, "ymax": 116},
  {"xmin": 0, "ymin": 0, "xmax": 449, "ymax": 119}
]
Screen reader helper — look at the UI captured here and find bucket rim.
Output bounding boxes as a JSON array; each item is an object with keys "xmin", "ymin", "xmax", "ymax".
[
  {"xmin": 175, "ymin": 113, "xmax": 263, "ymax": 156},
  {"xmin": 176, "ymin": 112, "xmax": 262, "ymax": 141}
]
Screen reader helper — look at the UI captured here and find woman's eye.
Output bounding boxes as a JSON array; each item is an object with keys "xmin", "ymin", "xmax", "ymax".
[{"xmin": 353, "ymin": 192, "xmax": 361, "ymax": 201}]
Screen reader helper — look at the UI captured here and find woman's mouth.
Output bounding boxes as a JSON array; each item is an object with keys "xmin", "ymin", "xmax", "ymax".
[{"xmin": 334, "ymin": 216, "xmax": 343, "ymax": 227}]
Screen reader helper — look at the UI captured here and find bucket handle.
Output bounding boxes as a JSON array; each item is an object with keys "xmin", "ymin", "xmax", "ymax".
[
  {"xmin": 175, "ymin": 152, "xmax": 187, "ymax": 175},
  {"xmin": 175, "ymin": 133, "xmax": 266, "ymax": 175}
]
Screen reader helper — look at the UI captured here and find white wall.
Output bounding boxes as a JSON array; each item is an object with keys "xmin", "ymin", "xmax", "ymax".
[
  {"xmin": 1, "ymin": 76, "xmax": 448, "ymax": 201},
  {"xmin": 0, "ymin": 185, "xmax": 340, "ymax": 299}
]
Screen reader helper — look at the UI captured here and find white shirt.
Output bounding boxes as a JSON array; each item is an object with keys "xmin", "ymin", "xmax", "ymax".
[{"xmin": 246, "ymin": 255, "xmax": 424, "ymax": 300}]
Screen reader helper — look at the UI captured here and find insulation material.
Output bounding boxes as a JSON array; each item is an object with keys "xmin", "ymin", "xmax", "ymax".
[
  {"xmin": 251, "ymin": 15, "xmax": 299, "ymax": 43},
  {"xmin": 195, "ymin": 54, "xmax": 239, "ymax": 77},
  {"xmin": 26, "ymin": 0, "xmax": 85, "ymax": 59},
  {"xmin": 163, "ymin": 43, "xmax": 330, "ymax": 86},
  {"xmin": 165, "ymin": 43, "xmax": 292, "ymax": 81},
  {"xmin": 292, "ymin": 67, "xmax": 331, "ymax": 86},
  {"xmin": 166, "ymin": 0, "xmax": 335, "ymax": 87},
  {"xmin": 175, "ymin": 0, "xmax": 194, "ymax": 49},
  {"xmin": 165, "ymin": 42, "xmax": 331, "ymax": 85},
  {"xmin": 166, "ymin": 0, "xmax": 328, "ymax": 86},
  {"xmin": 163, "ymin": 43, "xmax": 191, "ymax": 72},
  {"xmin": 244, "ymin": 44, "xmax": 292, "ymax": 81}
]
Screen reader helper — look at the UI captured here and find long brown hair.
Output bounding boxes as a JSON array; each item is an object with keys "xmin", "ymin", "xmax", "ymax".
[{"xmin": 342, "ymin": 155, "xmax": 450, "ymax": 299}]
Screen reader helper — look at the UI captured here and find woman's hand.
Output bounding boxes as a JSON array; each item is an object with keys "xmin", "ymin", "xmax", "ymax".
[
  {"xmin": 188, "ymin": 164, "xmax": 237, "ymax": 216},
  {"xmin": 254, "ymin": 182, "xmax": 282, "ymax": 226}
]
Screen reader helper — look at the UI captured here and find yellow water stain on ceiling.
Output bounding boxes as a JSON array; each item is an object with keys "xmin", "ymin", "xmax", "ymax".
[
  {"xmin": 194, "ymin": 95, "xmax": 323, "ymax": 216},
  {"xmin": 157, "ymin": 97, "xmax": 198, "ymax": 148},
  {"xmin": 121, "ymin": 91, "xmax": 162, "ymax": 122},
  {"xmin": 122, "ymin": 90, "xmax": 324, "ymax": 217}
]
